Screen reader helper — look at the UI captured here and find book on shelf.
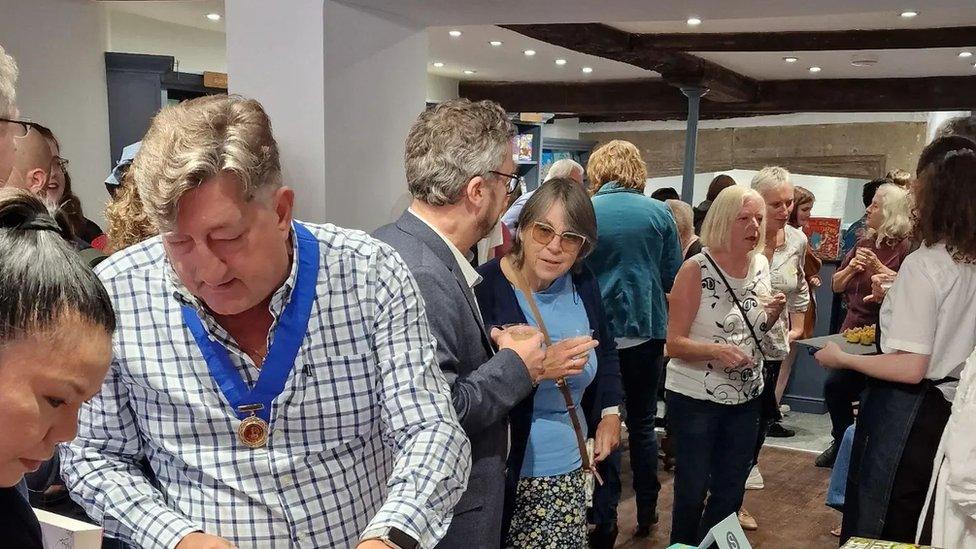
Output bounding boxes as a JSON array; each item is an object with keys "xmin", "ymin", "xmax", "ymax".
[{"xmin": 511, "ymin": 134, "xmax": 533, "ymax": 163}]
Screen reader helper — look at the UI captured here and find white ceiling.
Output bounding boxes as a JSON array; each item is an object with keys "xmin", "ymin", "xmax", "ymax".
[
  {"xmin": 103, "ymin": 0, "xmax": 976, "ymax": 83},
  {"xmin": 337, "ymin": 0, "xmax": 975, "ymax": 26},
  {"xmin": 102, "ymin": 0, "xmax": 225, "ymax": 32},
  {"xmin": 428, "ymin": 26, "xmax": 654, "ymax": 82}
]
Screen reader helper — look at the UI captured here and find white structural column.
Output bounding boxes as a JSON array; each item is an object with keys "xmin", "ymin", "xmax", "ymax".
[{"xmin": 227, "ymin": 0, "xmax": 427, "ymax": 230}]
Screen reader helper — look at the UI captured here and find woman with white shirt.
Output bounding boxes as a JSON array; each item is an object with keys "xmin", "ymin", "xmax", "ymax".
[
  {"xmin": 737, "ymin": 167, "xmax": 810, "ymax": 529},
  {"xmin": 816, "ymin": 135, "xmax": 976, "ymax": 544},
  {"xmin": 665, "ymin": 185, "xmax": 786, "ymax": 545}
]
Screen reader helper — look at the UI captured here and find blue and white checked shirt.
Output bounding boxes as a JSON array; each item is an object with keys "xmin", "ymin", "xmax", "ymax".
[{"xmin": 60, "ymin": 222, "xmax": 471, "ymax": 549}]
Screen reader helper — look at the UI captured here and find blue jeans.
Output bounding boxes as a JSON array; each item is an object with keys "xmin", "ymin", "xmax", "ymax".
[
  {"xmin": 667, "ymin": 391, "xmax": 761, "ymax": 545},
  {"xmin": 827, "ymin": 424, "xmax": 856, "ymax": 510}
]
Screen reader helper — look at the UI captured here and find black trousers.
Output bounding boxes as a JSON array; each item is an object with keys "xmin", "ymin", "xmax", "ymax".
[
  {"xmin": 751, "ymin": 360, "xmax": 782, "ymax": 466},
  {"xmin": 825, "ymin": 368, "xmax": 867, "ymax": 444}
]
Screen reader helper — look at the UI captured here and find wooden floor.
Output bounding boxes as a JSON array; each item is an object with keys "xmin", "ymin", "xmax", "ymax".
[{"xmin": 614, "ymin": 445, "xmax": 840, "ymax": 548}]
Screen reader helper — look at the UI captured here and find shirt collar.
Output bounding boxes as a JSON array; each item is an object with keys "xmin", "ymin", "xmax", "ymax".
[
  {"xmin": 408, "ymin": 208, "xmax": 483, "ymax": 289},
  {"xmin": 167, "ymin": 227, "xmax": 301, "ymax": 327},
  {"xmin": 595, "ymin": 181, "xmax": 641, "ymax": 196}
]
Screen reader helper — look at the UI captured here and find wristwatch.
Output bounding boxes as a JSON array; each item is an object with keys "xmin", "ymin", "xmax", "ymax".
[{"xmin": 366, "ymin": 527, "xmax": 419, "ymax": 549}]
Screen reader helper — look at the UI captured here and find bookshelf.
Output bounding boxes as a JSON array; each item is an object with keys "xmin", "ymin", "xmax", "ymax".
[{"xmin": 514, "ymin": 122, "xmax": 542, "ymax": 192}]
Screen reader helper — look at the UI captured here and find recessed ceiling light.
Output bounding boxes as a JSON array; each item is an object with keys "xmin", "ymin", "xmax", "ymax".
[
  {"xmin": 206, "ymin": 13, "xmax": 221, "ymax": 21},
  {"xmin": 959, "ymin": 51, "xmax": 974, "ymax": 58},
  {"xmin": 687, "ymin": 17, "xmax": 702, "ymax": 26},
  {"xmin": 489, "ymin": 40, "xmax": 503, "ymax": 47},
  {"xmin": 783, "ymin": 56, "xmax": 798, "ymax": 63},
  {"xmin": 449, "ymin": 30, "xmax": 462, "ymax": 38},
  {"xmin": 432, "ymin": 62, "xmax": 445, "ymax": 68},
  {"xmin": 581, "ymin": 67, "xmax": 594, "ymax": 74},
  {"xmin": 463, "ymin": 69, "xmax": 476, "ymax": 75},
  {"xmin": 555, "ymin": 59, "xmax": 567, "ymax": 66},
  {"xmin": 809, "ymin": 66, "xmax": 822, "ymax": 73},
  {"xmin": 900, "ymin": 10, "xmax": 918, "ymax": 18},
  {"xmin": 523, "ymin": 49, "xmax": 536, "ymax": 57}
]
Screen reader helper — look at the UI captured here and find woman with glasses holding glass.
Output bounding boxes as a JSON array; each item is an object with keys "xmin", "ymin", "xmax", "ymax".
[
  {"xmin": 583, "ymin": 139, "xmax": 683, "ymax": 541},
  {"xmin": 476, "ymin": 178, "xmax": 623, "ymax": 548}
]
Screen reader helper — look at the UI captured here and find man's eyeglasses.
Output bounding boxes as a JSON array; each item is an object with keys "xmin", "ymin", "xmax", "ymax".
[
  {"xmin": 488, "ymin": 170, "xmax": 523, "ymax": 195},
  {"xmin": 0, "ymin": 117, "xmax": 38, "ymax": 139},
  {"xmin": 529, "ymin": 221, "xmax": 588, "ymax": 254}
]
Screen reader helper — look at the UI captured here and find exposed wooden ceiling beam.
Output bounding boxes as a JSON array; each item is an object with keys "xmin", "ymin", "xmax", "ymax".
[
  {"xmin": 459, "ymin": 76, "xmax": 976, "ymax": 120},
  {"xmin": 630, "ymin": 26, "xmax": 976, "ymax": 52},
  {"xmin": 500, "ymin": 23, "xmax": 759, "ymax": 103}
]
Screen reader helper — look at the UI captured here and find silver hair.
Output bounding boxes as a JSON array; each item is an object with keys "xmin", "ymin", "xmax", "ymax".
[
  {"xmin": 545, "ymin": 158, "xmax": 584, "ymax": 182},
  {"xmin": 405, "ymin": 99, "xmax": 515, "ymax": 206},
  {"xmin": 0, "ymin": 45, "xmax": 18, "ymax": 118},
  {"xmin": 750, "ymin": 166, "xmax": 792, "ymax": 195}
]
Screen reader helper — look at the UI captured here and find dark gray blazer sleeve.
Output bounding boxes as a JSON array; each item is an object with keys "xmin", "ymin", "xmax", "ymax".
[{"xmin": 411, "ymin": 266, "xmax": 535, "ymax": 436}]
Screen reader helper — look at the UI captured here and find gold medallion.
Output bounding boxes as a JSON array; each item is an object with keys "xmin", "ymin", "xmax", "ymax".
[{"xmin": 237, "ymin": 404, "xmax": 268, "ymax": 448}]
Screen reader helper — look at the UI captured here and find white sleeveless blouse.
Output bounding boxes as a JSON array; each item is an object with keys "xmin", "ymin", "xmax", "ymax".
[{"xmin": 666, "ymin": 249, "xmax": 777, "ymax": 405}]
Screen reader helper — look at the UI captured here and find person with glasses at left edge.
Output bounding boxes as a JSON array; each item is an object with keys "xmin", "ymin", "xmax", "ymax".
[{"xmin": 375, "ymin": 98, "xmax": 548, "ymax": 548}]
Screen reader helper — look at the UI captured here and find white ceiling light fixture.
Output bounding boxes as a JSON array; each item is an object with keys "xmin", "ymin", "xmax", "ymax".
[
  {"xmin": 900, "ymin": 10, "xmax": 918, "ymax": 18},
  {"xmin": 581, "ymin": 66, "xmax": 594, "ymax": 74},
  {"xmin": 523, "ymin": 49, "xmax": 536, "ymax": 57},
  {"xmin": 432, "ymin": 62, "xmax": 445, "ymax": 68},
  {"xmin": 449, "ymin": 30, "xmax": 462, "ymax": 38},
  {"xmin": 687, "ymin": 16, "xmax": 702, "ymax": 26},
  {"xmin": 489, "ymin": 40, "xmax": 503, "ymax": 47},
  {"xmin": 959, "ymin": 51, "xmax": 974, "ymax": 58},
  {"xmin": 783, "ymin": 56, "xmax": 798, "ymax": 63},
  {"xmin": 809, "ymin": 66, "xmax": 822, "ymax": 73},
  {"xmin": 463, "ymin": 69, "xmax": 476, "ymax": 75},
  {"xmin": 206, "ymin": 13, "xmax": 221, "ymax": 21},
  {"xmin": 555, "ymin": 59, "xmax": 567, "ymax": 66}
]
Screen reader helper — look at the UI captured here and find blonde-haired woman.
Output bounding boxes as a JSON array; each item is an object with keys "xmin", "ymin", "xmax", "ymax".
[
  {"xmin": 585, "ymin": 139, "xmax": 683, "ymax": 537},
  {"xmin": 665, "ymin": 185, "xmax": 786, "ymax": 545}
]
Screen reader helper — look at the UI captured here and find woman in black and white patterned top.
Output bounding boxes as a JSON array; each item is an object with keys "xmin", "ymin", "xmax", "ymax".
[{"xmin": 665, "ymin": 185, "xmax": 786, "ymax": 546}]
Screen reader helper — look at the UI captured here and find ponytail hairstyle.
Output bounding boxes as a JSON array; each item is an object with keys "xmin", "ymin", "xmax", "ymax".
[{"xmin": 0, "ymin": 188, "xmax": 115, "ymax": 344}]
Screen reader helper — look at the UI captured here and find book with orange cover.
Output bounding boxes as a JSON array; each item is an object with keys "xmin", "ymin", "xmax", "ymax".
[{"xmin": 805, "ymin": 217, "xmax": 842, "ymax": 260}]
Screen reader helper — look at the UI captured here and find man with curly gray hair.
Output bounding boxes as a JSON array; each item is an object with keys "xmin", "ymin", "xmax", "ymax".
[
  {"xmin": 60, "ymin": 94, "xmax": 471, "ymax": 549},
  {"xmin": 0, "ymin": 44, "xmax": 20, "ymax": 185},
  {"xmin": 375, "ymin": 98, "xmax": 547, "ymax": 548}
]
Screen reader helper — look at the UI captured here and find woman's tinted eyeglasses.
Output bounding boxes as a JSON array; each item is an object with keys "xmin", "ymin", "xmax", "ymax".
[
  {"xmin": 530, "ymin": 221, "xmax": 587, "ymax": 254},
  {"xmin": 0, "ymin": 117, "xmax": 39, "ymax": 139},
  {"xmin": 488, "ymin": 170, "xmax": 522, "ymax": 195}
]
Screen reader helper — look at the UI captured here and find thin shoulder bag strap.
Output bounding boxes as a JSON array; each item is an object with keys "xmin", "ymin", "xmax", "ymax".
[
  {"xmin": 702, "ymin": 252, "xmax": 768, "ymax": 362},
  {"xmin": 502, "ymin": 257, "xmax": 593, "ymax": 473}
]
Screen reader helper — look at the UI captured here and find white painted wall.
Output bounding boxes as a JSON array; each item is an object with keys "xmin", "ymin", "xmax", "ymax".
[
  {"xmin": 581, "ymin": 112, "xmax": 932, "ymax": 133},
  {"xmin": 227, "ymin": 0, "xmax": 427, "ymax": 231},
  {"xmin": 0, "ymin": 0, "xmax": 112, "ymax": 227},
  {"xmin": 645, "ymin": 169, "xmax": 867, "ymax": 225},
  {"xmin": 542, "ymin": 118, "xmax": 581, "ymax": 140},
  {"xmin": 227, "ymin": 0, "xmax": 327, "ymax": 222},
  {"xmin": 426, "ymin": 74, "xmax": 459, "ymax": 103},
  {"xmin": 107, "ymin": 10, "xmax": 227, "ymax": 74},
  {"xmin": 322, "ymin": 0, "xmax": 427, "ymax": 231}
]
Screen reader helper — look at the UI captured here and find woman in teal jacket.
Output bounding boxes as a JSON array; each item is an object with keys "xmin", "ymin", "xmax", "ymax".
[{"xmin": 584, "ymin": 139, "xmax": 683, "ymax": 541}]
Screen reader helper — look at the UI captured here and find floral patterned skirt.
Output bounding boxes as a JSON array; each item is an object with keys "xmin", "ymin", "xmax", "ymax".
[{"xmin": 505, "ymin": 468, "xmax": 587, "ymax": 549}]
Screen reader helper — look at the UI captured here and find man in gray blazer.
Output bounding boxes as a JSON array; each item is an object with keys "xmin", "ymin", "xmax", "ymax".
[{"xmin": 374, "ymin": 99, "xmax": 545, "ymax": 548}]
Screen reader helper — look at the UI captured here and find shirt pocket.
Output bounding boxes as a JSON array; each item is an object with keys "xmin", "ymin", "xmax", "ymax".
[{"xmin": 286, "ymin": 352, "xmax": 379, "ymax": 450}]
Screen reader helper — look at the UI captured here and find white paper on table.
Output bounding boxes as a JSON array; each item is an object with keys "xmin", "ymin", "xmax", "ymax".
[{"xmin": 33, "ymin": 508, "xmax": 102, "ymax": 549}]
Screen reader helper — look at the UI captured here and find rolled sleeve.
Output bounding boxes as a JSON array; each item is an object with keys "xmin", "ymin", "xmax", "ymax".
[{"xmin": 364, "ymin": 247, "xmax": 471, "ymax": 547}]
